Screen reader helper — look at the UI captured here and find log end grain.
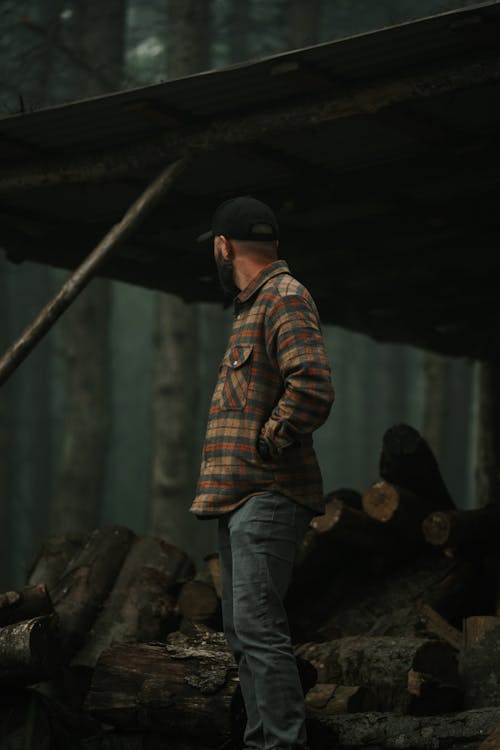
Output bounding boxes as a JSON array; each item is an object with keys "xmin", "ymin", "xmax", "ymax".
[
  {"xmin": 362, "ymin": 481, "xmax": 399, "ymax": 522},
  {"xmin": 422, "ymin": 512, "xmax": 451, "ymax": 547}
]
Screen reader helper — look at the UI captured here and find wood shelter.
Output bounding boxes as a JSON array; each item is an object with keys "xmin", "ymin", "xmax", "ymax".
[{"xmin": 0, "ymin": 0, "xmax": 499, "ymax": 361}]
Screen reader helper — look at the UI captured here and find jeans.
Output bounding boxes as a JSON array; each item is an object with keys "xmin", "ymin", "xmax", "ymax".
[{"xmin": 217, "ymin": 492, "xmax": 314, "ymax": 750}]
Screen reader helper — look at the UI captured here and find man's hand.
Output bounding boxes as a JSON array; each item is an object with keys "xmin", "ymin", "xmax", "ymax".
[{"xmin": 257, "ymin": 436, "xmax": 273, "ymax": 461}]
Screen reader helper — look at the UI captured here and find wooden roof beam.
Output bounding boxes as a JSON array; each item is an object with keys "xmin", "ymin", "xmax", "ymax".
[{"xmin": 1, "ymin": 52, "xmax": 500, "ymax": 193}]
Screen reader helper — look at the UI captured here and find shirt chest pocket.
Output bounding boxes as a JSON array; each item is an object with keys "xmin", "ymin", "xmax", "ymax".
[{"xmin": 220, "ymin": 344, "xmax": 254, "ymax": 411}]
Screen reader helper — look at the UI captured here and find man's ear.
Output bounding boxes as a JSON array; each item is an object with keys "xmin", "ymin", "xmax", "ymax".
[{"xmin": 220, "ymin": 235, "xmax": 234, "ymax": 261}]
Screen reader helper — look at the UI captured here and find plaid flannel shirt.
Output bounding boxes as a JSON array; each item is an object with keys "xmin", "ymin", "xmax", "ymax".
[{"xmin": 191, "ymin": 260, "xmax": 334, "ymax": 517}]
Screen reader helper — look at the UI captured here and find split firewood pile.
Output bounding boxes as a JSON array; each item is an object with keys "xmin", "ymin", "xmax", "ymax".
[{"xmin": 2, "ymin": 424, "xmax": 500, "ymax": 750}]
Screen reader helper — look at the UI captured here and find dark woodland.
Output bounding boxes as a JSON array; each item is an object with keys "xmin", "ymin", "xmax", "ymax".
[{"xmin": 0, "ymin": 0, "xmax": 499, "ymax": 748}]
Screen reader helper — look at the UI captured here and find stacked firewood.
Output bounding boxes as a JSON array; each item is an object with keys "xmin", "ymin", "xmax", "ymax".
[{"xmin": 2, "ymin": 423, "xmax": 500, "ymax": 750}]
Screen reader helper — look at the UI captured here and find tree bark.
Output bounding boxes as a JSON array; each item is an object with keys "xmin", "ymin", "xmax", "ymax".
[
  {"xmin": 296, "ymin": 636, "xmax": 461, "ymax": 714},
  {"xmin": 305, "ymin": 683, "xmax": 377, "ymax": 715},
  {"xmin": 49, "ymin": 525, "xmax": 135, "ymax": 657},
  {"xmin": 72, "ymin": 535, "xmax": 195, "ymax": 668},
  {"xmin": 176, "ymin": 579, "xmax": 221, "ymax": 630},
  {"xmin": 461, "ymin": 616, "xmax": 500, "ymax": 709},
  {"xmin": 0, "ymin": 583, "xmax": 53, "ymax": 627},
  {"xmin": 379, "ymin": 423, "xmax": 455, "ymax": 510},
  {"xmin": 27, "ymin": 531, "xmax": 88, "ymax": 591},
  {"xmin": 362, "ymin": 480, "xmax": 444, "ymax": 549},
  {"xmin": 307, "ymin": 706, "xmax": 500, "ymax": 750},
  {"xmin": 0, "ymin": 615, "xmax": 62, "ymax": 686},
  {"xmin": 86, "ymin": 629, "xmax": 239, "ymax": 744},
  {"xmin": 422, "ymin": 506, "xmax": 500, "ymax": 557}
]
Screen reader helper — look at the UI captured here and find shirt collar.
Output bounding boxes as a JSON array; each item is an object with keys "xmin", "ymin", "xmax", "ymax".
[{"xmin": 235, "ymin": 260, "xmax": 290, "ymax": 306}]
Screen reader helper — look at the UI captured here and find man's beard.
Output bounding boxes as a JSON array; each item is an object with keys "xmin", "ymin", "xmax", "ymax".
[{"xmin": 215, "ymin": 252, "xmax": 239, "ymax": 297}]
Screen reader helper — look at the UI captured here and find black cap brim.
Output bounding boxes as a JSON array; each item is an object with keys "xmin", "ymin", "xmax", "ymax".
[{"xmin": 196, "ymin": 230, "xmax": 214, "ymax": 243}]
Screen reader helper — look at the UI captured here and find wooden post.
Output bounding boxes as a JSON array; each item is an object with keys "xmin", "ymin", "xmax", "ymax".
[{"xmin": 0, "ymin": 157, "xmax": 188, "ymax": 387}]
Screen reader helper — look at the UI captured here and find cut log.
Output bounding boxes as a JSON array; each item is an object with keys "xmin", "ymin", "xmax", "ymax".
[
  {"xmin": 296, "ymin": 635, "xmax": 460, "ymax": 714},
  {"xmin": 27, "ymin": 531, "xmax": 88, "ymax": 591},
  {"xmin": 460, "ymin": 616, "xmax": 500, "ymax": 709},
  {"xmin": 72, "ymin": 535, "xmax": 194, "ymax": 668},
  {"xmin": 362, "ymin": 480, "xmax": 437, "ymax": 547},
  {"xmin": 0, "ymin": 615, "xmax": 62, "ymax": 686},
  {"xmin": 86, "ymin": 628, "xmax": 239, "ymax": 745},
  {"xmin": 479, "ymin": 725, "xmax": 500, "ymax": 750},
  {"xmin": 306, "ymin": 706, "xmax": 500, "ymax": 750},
  {"xmin": 287, "ymin": 496, "xmax": 399, "ymax": 642},
  {"xmin": 425, "ymin": 558, "xmax": 497, "ymax": 628},
  {"xmin": 314, "ymin": 549, "xmax": 454, "ymax": 639},
  {"xmin": 203, "ymin": 553, "xmax": 221, "ymax": 598},
  {"xmin": 415, "ymin": 601, "xmax": 463, "ymax": 651},
  {"xmin": 407, "ymin": 668, "xmax": 462, "ymax": 715},
  {"xmin": 309, "ymin": 494, "xmax": 391, "ymax": 548},
  {"xmin": 0, "ymin": 583, "xmax": 53, "ymax": 627},
  {"xmin": 379, "ymin": 423, "xmax": 455, "ymax": 510},
  {"xmin": 50, "ymin": 525, "xmax": 135, "ymax": 657},
  {"xmin": 422, "ymin": 506, "xmax": 500, "ymax": 557},
  {"xmin": 305, "ymin": 683, "xmax": 377, "ymax": 714},
  {"xmin": 176, "ymin": 580, "xmax": 221, "ymax": 630},
  {"xmin": 324, "ymin": 487, "xmax": 362, "ymax": 512}
]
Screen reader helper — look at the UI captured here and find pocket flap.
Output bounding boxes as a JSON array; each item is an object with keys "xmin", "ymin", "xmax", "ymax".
[{"xmin": 227, "ymin": 345, "xmax": 253, "ymax": 369}]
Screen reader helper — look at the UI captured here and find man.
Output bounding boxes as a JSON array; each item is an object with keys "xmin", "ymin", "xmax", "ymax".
[{"xmin": 191, "ymin": 196, "xmax": 334, "ymax": 750}]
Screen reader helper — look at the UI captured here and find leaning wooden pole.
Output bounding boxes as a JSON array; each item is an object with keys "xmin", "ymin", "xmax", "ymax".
[{"xmin": 0, "ymin": 157, "xmax": 188, "ymax": 387}]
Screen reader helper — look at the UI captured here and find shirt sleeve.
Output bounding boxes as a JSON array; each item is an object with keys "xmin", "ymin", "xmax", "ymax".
[{"xmin": 261, "ymin": 293, "xmax": 335, "ymax": 455}]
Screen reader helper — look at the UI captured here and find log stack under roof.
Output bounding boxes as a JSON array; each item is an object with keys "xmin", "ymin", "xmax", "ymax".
[{"xmin": 1, "ymin": 423, "xmax": 500, "ymax": 749}]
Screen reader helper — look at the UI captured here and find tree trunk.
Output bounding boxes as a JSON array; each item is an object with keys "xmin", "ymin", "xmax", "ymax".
[
  {"xmin": 422, "ymin": 352, "xmax": 449, "ymax": 466},
  {"xmin": 477, "ymin": 363, "xmax": 500, "ymax": 506},
  {"xmin": 51, "ymin": 280, "xmax": 112, "ymax": 532},
  {"xmin": 149, "ymin": 0, "xmax": 211, "ymax": 549},
  {"xmin": 51, "ymin": 0, "xmax": 125, "ymax": 535}
]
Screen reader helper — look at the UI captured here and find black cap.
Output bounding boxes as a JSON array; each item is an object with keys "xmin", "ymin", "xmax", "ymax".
[{"xmin": 197, "ymin": 196, "xmax": 279, "ymax": 243}]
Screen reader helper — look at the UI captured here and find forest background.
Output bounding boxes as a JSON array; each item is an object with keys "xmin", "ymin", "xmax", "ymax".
[{"xmin": 0, "ymin": 0, "xmax": 479, "ymax": 589}]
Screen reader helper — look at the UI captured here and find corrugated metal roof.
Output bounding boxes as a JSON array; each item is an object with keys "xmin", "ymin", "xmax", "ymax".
[{"xmin": 1, "ymin": 0, "xmax": 500, "ymax": 359}]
